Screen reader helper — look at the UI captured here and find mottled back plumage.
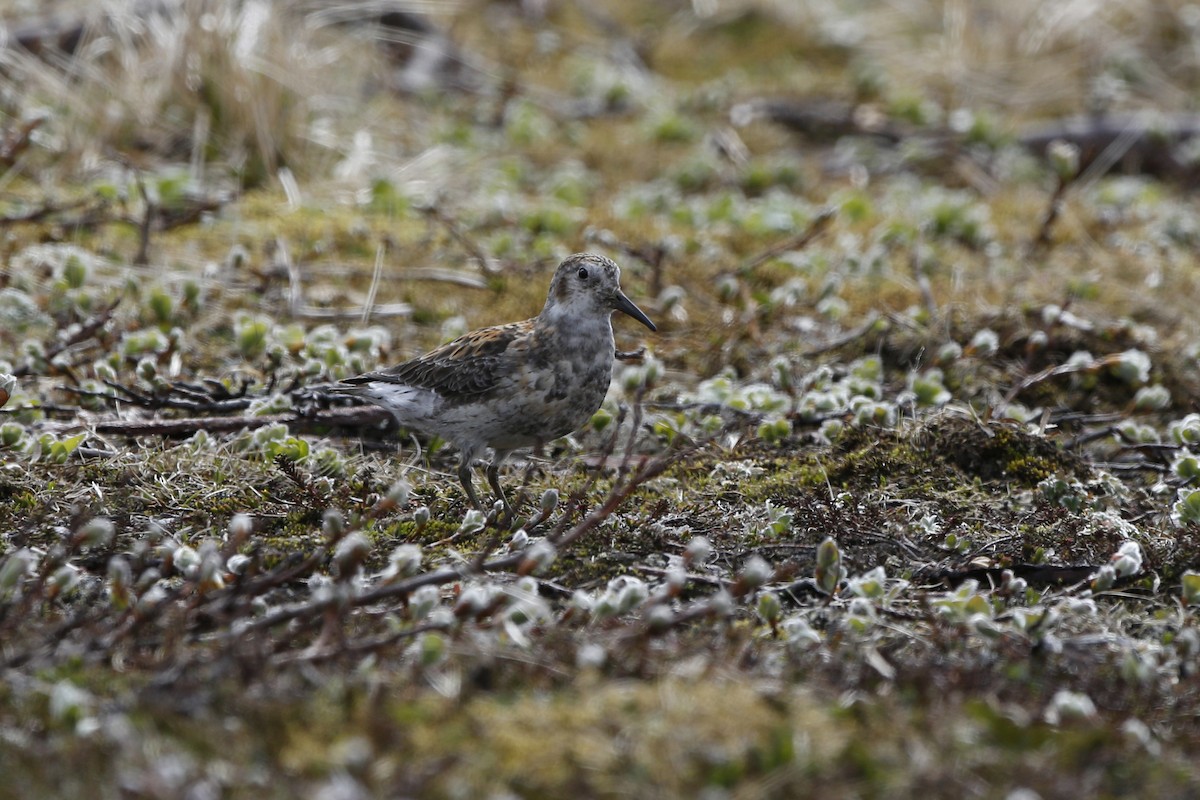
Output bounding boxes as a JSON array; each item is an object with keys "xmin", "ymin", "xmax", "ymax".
[
  {"xmin": 333, "ymin": 253, "xmax": 656, "ymax": 514},
  {"xmin": 345, "ymin": 321, "xmax": 527, "ymax": 402}
]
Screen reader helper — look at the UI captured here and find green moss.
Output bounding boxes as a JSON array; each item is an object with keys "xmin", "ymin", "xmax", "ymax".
[{"xmin": 6, "ymin": 1, "xmax": 1200, "ymax": 795}]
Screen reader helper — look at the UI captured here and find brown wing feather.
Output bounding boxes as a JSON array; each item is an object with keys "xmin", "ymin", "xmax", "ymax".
[{"xmin": 342, "ymin": 320, "xmax": 532, "ymax": 401}]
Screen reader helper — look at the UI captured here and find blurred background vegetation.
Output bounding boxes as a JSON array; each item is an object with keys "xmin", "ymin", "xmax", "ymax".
[{"xmin": 4, "ymin": 1, "xmax": 1200, "ymax": 797}]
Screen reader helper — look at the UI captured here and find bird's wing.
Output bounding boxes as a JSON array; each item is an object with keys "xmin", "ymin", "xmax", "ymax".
[{"xmin": 342, "ymin": 320, "xmax": 532, "ymax": 401}]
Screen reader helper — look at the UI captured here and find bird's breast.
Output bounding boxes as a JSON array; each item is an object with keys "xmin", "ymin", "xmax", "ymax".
[
  {"xmin": 521, "ymin": 348, "xmax": 611, "ymax": 405},
  {"xmin": 494, "ymin": 345, "xmax": 613, "ymax": 441}
]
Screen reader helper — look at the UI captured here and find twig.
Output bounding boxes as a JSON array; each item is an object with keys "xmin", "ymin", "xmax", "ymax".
[
  {"xmin": 1030, "ymin": 176, "xmax": 1070, "ymax": 252},
  {"xmin": 640, "ymin": 566, "xmax": 728, "ymax": 588},
  {"xmin": 800, "ymin": 311, "xmax": 881, "ymax": 358},
  {"xmin": 0, "ymin": 115, "xmax": 45, "ymax": 166},
  {"xmin": 277, "ymin": 237, "xmax": 301, "ymax": 316},
  {"xmin": 293, "ymin": 303, "xmax": 412, "ymax": 320},
  {"xmin": 157, "ymin": 197, "xmax": 224, "ymax": 230},
  {"xmin": 1020, "ymin": 111, "xmax": 1200, "ymax": 184},
  {"xmin": 301, "ymin": 264, "xmax": 489, "ymax": 289},
  {"xmin": 0, "ymin": 197, "xmax": 96, "ymax": 227},
  {"xmin": 0, "ymin": 190, "xmax": 224, "ymax": 236},
  {"xmin": 738, "ymin": 208, "xmax": 834, "ymax": 274},
  {"xmin": 1062, "ymin": 425, "xmax": 1118, "ymax": 450},
  {"xmin": 1049, "ymin": 410, "xmax": 1126, "ymax": 427},
  {"xmin": 362, "ymin": 241, "xmax": 387, "ymax": 325},
  {"xmin": 275, "ymin": 456, "xmax": 330, "ymax": 512},
  {"xmin": 642, "ymin": 400, "xmax": 761, "ymax": 421},
  {"xmin": 12, "ymin": 299, "xmax": 120, "ymax": 378},
  {"xmin": 996, "ymin": 352, "xmax": 1123, "ymax": 418},
  {"xmin": 1093, "ymin": 461, "xmax": 1169, "ymax": 474},
  {"xmin": 270, "ymin": 621, "xmax": 451, "ymax": 666},
  {"xmin": 77, "ymin": 405, "xmax": 392, "ymax": 438},
  {"xmin": 62, "ymin": 382, "xmax": 249, "ymax": 414},
  {"xmin": 615, "ymin": 347, "xmax": 647, "ymax": 362},
  {"xmin": 422, "ymin": 206, "xmax": 495, "ymax": 272},
  {"xmin": 133, "ymin": 174, "xmax": 155, "ymax": 266}
]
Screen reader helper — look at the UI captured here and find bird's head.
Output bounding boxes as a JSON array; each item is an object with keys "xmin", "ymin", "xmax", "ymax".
[{"xmin": 544, "ymin": 253, "xmax": 656, "ymax": 331}]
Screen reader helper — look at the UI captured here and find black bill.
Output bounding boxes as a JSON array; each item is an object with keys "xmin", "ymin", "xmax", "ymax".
[{"xmin": 613, "ymin": 290, "xmax": 657, "ymax": 332}]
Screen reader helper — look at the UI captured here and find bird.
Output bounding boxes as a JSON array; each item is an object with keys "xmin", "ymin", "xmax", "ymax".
[{"xmin": 333, "ymin": 252, "xmax": 656, "ymax": 516}]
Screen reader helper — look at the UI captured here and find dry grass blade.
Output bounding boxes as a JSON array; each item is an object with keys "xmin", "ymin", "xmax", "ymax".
[{"xmin": 4, "ymin": 1, "xmax": 1200, "ymax": 796}]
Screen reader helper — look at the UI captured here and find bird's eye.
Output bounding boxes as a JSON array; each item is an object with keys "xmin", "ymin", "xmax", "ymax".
[{"xmin": 577, "ymin": 266, "xmax": 589, "ymax": 281}]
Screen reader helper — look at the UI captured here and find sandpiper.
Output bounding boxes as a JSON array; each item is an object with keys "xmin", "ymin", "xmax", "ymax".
[{"xmin": 335, "ymin": 253, "xmax": 656, "ymax": 514}]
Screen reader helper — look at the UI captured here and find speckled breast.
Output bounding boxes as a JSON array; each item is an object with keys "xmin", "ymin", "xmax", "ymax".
[{"xmin": 487, "ymin": 351, "xmax": 613, "ymax": 448}]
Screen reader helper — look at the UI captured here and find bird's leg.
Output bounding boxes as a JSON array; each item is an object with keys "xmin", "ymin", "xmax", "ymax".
[
  {"xmin": 457, "ymin": 461, "xmax": 485, "ymax": 511},
  {"xmin": 487, "ymin": 450, "xmax": 514, "ymax": 524}
]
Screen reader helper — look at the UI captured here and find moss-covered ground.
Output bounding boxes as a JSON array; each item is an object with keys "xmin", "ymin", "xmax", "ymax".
[{"xmin": 3, "ymin": 1, "xmax": 1200, "ymax": 797}]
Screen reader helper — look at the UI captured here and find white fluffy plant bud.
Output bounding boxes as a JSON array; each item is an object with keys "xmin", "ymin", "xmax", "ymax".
[
  {"xmin": 1111, "ymin": 541, "xmax": 1143, "ymax": 577},
  {"xmin": 735, "ymin": 555, "xmax": 774, "ymax": 595},
  {"xmin": 106, "ymin": 556, "xmax": 134, "ymax": 610},
  {"xmin": 593, "ymin": 591, "xmax": 619, "ymax": 620},
  {"xmin": 49, "ymin": 681, "xmax": 93, "ymax": 728},
  {"xmin": 576, "ymin": 642, "xmax": 607, "ymax": 669},
  {"xmin": 172, "ymin": 544, "xmax": 201, "ymax": 579},
  {"xmin": 456, "ymin": 510, "xmax": 485, "ymax": 539},
  {"xmin": 615, "ymin": 577, "xmax": 649, "ymax": 614},
  {"xmin": 1110, "ymin": 350, "xmax": 1151, "ymax": 386},
  {"xmin": 716, "ymin": 274, "xmax": 740, "ymax": 303},
  {"xmin": 518, "ymin": 540, "xmax": 557, "ymax": 576},
  {"xmin": 971, "ymin": 613, "xmax": 1004, "ymax": 640},
  {"xmin": 1093, "ymin": 541, "xmax": 1143, "ymax": 592},
  {"xmin": 0, "ymin": 548, "xmax": 37, "ymax": 597},
  {"xmin": 999, "ymin": 569, "xmax": 1028, "ymax": 597},
  {"xmin": 137, "ymin": 582, "xmax": 169, "ymax": 612},
  {"xmin": 645, "ymin": 604, "xmax": 674, "ymax": 633},
  {"xmin": 642, "ymin": 356, "xmax": 662, "ymax": 388},
  {"xmin": 196, "ymin": 541, "xmax": 226, "ymax": 593},
  {"xmin": 708, "ymin": 589, "xmax": 735, "ymax": 618},
  {"xmin": 967, "ymin": 329, "xmax": 999, "ymax": 357},
  {"xmin": 1091, "ymin": 565, "xmax": 1117, "ymax": 592},
  {"xmin": 76, "ymin": 517, "xmax": 115, "ymax": 549},
  {"xmin": 310, "ymin": 477, "xmax": 334, "ymax": 501},
  {"xmin": 333, "ymin": 532, "xmax": 371, "ymax": 578},
  {"xmin": 135, "ymin": 357, "xmax": 158, "ymax": 385},
  {"xmin": 454, "ymin": 584, "xmax": 498, "ymax": 619},
  {"xmin": 683, "ymin": 536, "xmax": 712, "ymax": 567},
  {"xmin": 1047, "ymin": 138, "xmax": 1081, "ymax": 181},
  {"xmin": 322, "ymin": 508, "xmax": 346, "ymax": 539},
  {"xmin": 782, "ymin": 616, "xmax": 821, "ymax": 648},
  {"xmin": 408, "ymin": 584, "xmax": 440, "ymax": 621},
  {"xmin": 228, "ymin": 513, "xmax": 254, "ymax": 542},
  {"xmin": 226, "ymin": 553, "xmax": 252, "ymax": 576},
  {"xmin": 383, "ymin": 544, "xmax": 423, "ymax": 582},
  {"xmin": 419, "ymin": 631, "xmax": 446, "ymax": 666},
  {"xmin": 540, "ymin": 488, "xmax": 559, "ymax": 514},
  {"xmin": 815, "ymin": 537, "xmax": 843, "ymax": 595},
  {"xmin": 1182, "ymin": 571, "xmax": 1200, "ymax": 607},
  {"xmin": 46, "ymin": 564, "xmax": 81, "ymax": 599},
  {"xmin": 757, "ymin": 590, "xmax": 782, "ymax": 625},
  {"xmin": 1044, "ymin": 689, "xmax": 1096, "ymax": 724},
  {"xmin": 621, "ymin": 365, "xmax": 646, "ymax": 394},
  {"xmin": 595, "ymin": 576, "xmax": 648, "ymax": 618},
  {"xmin": 386, "ymin": 480, "xmax": 412, "ymax": 508},
  {"xmin": 664, "ymin": 563, "xmax": 687, "ymax": 594}
]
